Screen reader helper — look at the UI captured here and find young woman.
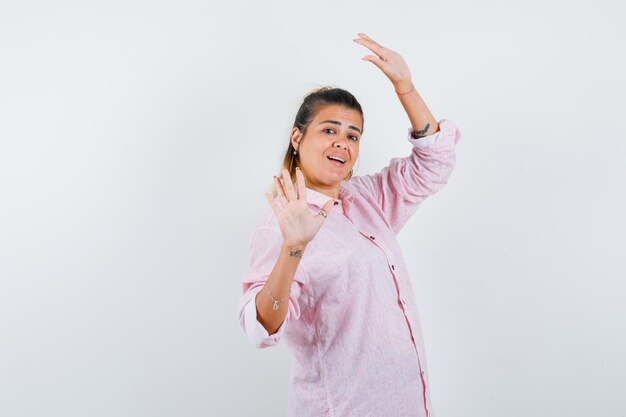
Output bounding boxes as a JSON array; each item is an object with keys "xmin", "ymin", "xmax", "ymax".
[{"xmin": 238, "ymin": 33, "xmax": 462, "ymax": 417}]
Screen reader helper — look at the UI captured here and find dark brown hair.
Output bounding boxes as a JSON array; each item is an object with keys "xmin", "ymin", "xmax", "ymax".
[{"xmin": 270, "ymin": 86, "xmax": 364, "ymax": 198}]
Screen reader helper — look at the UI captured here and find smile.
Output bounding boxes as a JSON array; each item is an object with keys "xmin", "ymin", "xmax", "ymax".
[{"xmin": 327, "ymin": 155, "xmax": 345, "ymax": 164}]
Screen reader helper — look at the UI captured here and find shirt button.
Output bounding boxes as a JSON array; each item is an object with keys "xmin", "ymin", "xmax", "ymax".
[
  {"xmin": 391, "ymin": 265, "xmax": 395, "ymax": 270},
  {"xmin": 369, "ymin": 235, "xmax": 375, "ymax": 240},
  {"xmin": 421, "ymin": 370, "xmax": 425, "ymax": 376},
  {"xmin": 401, "ymin": 299, "xmax": 406, "ymax": 305}
]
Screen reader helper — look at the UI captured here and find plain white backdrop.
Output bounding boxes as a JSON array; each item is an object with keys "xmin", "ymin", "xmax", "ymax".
[{"xmin": 1, "ymin": 0, "xmax": 625, "ymax": 416}]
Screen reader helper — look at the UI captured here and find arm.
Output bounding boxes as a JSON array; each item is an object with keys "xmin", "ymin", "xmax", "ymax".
[
  {"xmin": 254, "ymin": 241, "xmax": 308, "ymax": 335},
  {"xmin": 242, "ymin": 285, "xmax": 289, "ymax": 347},
  {"xmin": 394, "ymin": 80, "xmax": 439, "ymax": 138},
  {"xmin": 350, "ymin": 33, "xmax": 462, "ymax": 233},
  {"xmin": 349, "ymin": 119, "xmax": 461, "ymax": 234},
  {"xmin": 239, "ymin": 168, "xmax": 335, "ymax": 348},
  {"xmin": 238, "ymin": 226, "xmax": 309, "ymax": 348}
]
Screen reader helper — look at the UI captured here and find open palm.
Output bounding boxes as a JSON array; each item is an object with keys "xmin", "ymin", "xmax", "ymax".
[{"xmin": 265, "ymin": 168, "xmax": 335, "ymax": 248}]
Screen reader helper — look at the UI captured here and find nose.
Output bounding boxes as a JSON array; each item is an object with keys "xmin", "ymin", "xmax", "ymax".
[{"xmin": 334, "ymin": 140, "xmax": 348, "ymax": 150}]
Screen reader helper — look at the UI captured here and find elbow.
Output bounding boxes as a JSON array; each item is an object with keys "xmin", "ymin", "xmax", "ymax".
[
  {"xmin": 239, "ymin": 320, "xmax": 281, "ymax": 349},
  {"xmin": 252, "ymin": 335, "xmax": 280, "ymax": 349},
  {"xmin": 239, "ymin": 302, "xmax": 284, "ymax": 349},
  {"xmin": 251, "ymin": 319, "xmax": 287, "ymax": 348}
]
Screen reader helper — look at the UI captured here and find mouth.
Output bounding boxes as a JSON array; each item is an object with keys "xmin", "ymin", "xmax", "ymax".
[{"xmin": 326, "ymin": 155, "xmax": 346, "ymax": 167}]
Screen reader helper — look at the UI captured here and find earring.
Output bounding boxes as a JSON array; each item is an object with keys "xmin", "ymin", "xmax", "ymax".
[{"xmin": 293, "ymin": 149, "xmax": 298, "ymax": 155}]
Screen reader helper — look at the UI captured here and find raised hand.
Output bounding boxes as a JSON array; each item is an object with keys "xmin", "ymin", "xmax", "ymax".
[
  {"xmin": 353, "ymin": 33, "xmax": 413, "ymax": 91},
  {"xmin": 265, "ymin": 168, "xmax": 336, "ymax": 248}
]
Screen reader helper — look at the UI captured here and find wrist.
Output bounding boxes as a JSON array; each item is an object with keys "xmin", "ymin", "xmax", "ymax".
[
  {"xmin": 282, "ymin": 241, "xmax": 307, "ymax": 255},
  {"xmin": 394, "ymin": 80, "xmax": 414, "ymax": 95}
]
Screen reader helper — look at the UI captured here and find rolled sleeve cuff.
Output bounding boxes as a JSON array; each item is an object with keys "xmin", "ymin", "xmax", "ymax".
[
  {"xmin": 243, "ymin": 287, "xmax": 288, "ymax": 348},
  {"xmin": 407, "ymin": 119, "xmax": 461, "ymax": 149}
]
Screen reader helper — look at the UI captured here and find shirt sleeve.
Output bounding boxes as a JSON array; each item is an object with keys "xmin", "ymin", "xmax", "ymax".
[
  {"xmin": 241, "ymin": 285, "xmax": 289, "ymax": 348},
  {"xmin": 348, "ymin": 119, "xmax": 462, "ymax": 234},
  {"xmin": 238, "ymin": 225, "xmax": 308, "ymax": 348}
]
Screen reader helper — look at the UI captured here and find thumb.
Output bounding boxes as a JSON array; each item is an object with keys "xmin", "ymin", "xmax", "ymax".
[{"xmin": 321, "ymin": 199, "xmax": 336, "ymax": 215}]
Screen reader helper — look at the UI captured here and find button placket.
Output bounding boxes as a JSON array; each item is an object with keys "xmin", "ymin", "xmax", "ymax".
[
  {"xmin": 366, "ymin": 235, "xmax": 415, "ymax": 345},
  {"xmin": 377, "ymin": 240, "xmax": 396, "ymax": 273},
  {"xmin": 359, "ymin": 229, "xmax": 424, "ymax": 378},
  {"xmin": 368, "ymin": 236, "xmax": 396, "ymax": 271}
]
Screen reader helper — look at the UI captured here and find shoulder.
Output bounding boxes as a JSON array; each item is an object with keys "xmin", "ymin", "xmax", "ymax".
[{"xmin": 341, "ymin": 177, "xmax": 374, "ymax": 206}]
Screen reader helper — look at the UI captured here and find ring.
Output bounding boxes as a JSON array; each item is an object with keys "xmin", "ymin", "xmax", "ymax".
[{"xmin": 318, "ymin": 210, "xmax": 327, "ymax": 218}]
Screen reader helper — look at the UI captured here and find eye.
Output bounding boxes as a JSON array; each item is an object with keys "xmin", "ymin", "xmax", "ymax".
[{"xmin": 323, "ymin": 128, "xmax": 359, "ymax": 142}]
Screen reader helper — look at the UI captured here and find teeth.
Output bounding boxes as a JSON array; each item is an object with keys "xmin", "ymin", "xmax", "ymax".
[{"xmin": 328, "ymin": 155, "xmax": 345, "ymax": 163}]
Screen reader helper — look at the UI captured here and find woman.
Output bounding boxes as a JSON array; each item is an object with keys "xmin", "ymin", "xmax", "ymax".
[{"xmin": 238, "ymin": 33, "xmax": 462, "ymax": 417}]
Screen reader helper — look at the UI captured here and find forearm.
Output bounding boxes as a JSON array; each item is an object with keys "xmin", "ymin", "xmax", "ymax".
[
  {"xmin": 394, "ymin": 80, "xmax": 439, "ymax": 137},
  {"xmin": 255, "ymin": 242, "xmax": 307, "ymax": 335}
]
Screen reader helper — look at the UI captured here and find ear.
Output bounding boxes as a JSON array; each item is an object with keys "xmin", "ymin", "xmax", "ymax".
[{"xmin": 291, "ymin": 128, "xmax": 302, "ymax": 150}]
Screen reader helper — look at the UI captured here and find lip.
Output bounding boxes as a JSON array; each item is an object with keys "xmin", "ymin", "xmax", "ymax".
[
  {"xmin": 326, "ymin": 154, "xmax": 348, "ymax": 164},
  {"xmin": 327, "ymin": 158, "xmax": 344, "ymax": 168}
]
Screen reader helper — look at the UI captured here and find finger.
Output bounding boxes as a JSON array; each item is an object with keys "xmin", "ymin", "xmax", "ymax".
[
  {"xmin": 321, "ymin": 199, "xmax": 335, "ymax": 213},
  {"xmin": 362, "ymin": 55, "xmax": 387, "ymax": 71},
  {"xmin": 281, "ymin": 168, "xmax": 297, "ymax": 201},
  {"xmin": 274, "ymin": 175, "xmax": 288, "ymax": 207},
  {"xmin": 353, "ymin": 34, "xmax": 384, "ymax": 56},
  {"xmin": 295, "ymin": 167, "xmax": 306, "ymax": 200},
  {"xmin": 265, "ymin": 192, "xmax": 281, "ymax": 216},
  {"xmin": 357, "ymin": 32, "xmax": 381, "ymax": 46},
  {"xmin": 316, "ymin": 199, "xmax": 335, "ymax": 222}
]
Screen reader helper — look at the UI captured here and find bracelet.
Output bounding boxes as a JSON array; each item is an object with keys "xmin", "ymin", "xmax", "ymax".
[
  {"xmin": 395, "ymin": 84, "xmax": 414, "ymax": 96},
  {"xmin": 267, "ymin": 287, "xmax": 290, "ymax": 310}
]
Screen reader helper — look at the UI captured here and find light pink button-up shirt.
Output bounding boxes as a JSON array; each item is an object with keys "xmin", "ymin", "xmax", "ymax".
[{"xmin": 238, "ymin": 119, "xmax": 461, "ymax": 417}]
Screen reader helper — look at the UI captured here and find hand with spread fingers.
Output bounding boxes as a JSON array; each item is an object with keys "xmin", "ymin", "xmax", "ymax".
[
  {"xmin": 354, "ymin": 32, "xmax": 439, "ymax": 137},
  {"xmin": 265, "ymin": 167, "xmax": 336, "ymax": 248},
  {"xmin": 353, "ymin": 33, "xmax": 413, "ymax": 93}
]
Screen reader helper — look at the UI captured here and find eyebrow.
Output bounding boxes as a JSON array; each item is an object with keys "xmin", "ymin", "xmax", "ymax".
[{"xmin": 318, "ymin": 120, "xmax": 362, "ymax": 134}]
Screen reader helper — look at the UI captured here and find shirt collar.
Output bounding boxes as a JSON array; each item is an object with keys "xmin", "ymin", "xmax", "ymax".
[{"xmin": 304, "ymin": 181, "xmax": 355, "ymax": 214}]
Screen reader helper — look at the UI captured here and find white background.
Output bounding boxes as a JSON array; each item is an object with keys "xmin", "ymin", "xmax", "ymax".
[{"xmin": 1, "ymin": 1, "xmax": 625, "ymax": 416}]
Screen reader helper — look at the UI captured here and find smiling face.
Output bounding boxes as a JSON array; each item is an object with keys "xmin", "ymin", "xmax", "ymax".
[{"xmin": 291, "ymin": 104, "xmax": 363, "ymax": 198}]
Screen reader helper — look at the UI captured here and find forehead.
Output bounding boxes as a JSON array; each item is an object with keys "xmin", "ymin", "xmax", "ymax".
[{"xmin": 313, "ymin": 105, "xmax": 363, "ymax": 128}]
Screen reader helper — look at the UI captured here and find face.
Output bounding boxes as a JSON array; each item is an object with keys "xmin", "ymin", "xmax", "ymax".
[{"xmin": 291, "ymin": 104, "xmax": 363, "ymax": 193}]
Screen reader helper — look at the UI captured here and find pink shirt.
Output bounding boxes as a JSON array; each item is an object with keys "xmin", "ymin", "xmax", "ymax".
[{"xmin": 238, "ymin": 119, "xmax": 462, "ymax": 417}]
